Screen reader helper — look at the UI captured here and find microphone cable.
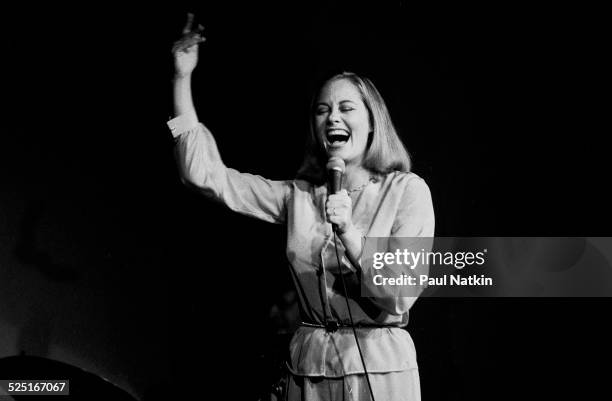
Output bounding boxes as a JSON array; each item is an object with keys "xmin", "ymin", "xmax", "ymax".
[{"xmin": 332, "ymin": 229, "xmax": 376, "ymax": 401}]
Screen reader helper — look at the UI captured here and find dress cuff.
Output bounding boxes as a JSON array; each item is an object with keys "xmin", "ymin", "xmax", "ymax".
[{"xmin": 167, "ymin": 113, "xmax": 199, "ymax": 138}]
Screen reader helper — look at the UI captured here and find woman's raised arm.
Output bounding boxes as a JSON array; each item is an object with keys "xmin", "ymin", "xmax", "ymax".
[
  {"xmin": 172, "ymin": 13, "xmax": 205, "ymax": 121},
  {"xmin": 168, "ymin": 14, "xmax": 290, "ymax": 224}
]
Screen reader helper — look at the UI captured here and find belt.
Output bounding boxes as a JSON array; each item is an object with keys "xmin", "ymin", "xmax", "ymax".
[{"xmin": 300, "ymin": 321, "xmax": 401, "ymax": 333}]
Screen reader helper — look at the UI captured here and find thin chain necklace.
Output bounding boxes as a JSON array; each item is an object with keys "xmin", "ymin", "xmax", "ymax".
[{"xmin": 346, "ymin": 176, "xmax": 376, "ymax": 195}]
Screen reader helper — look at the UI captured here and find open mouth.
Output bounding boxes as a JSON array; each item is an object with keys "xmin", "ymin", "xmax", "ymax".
[{"xmin": 326, "ymin": 129, "xmax": 350, "ymax": 145}]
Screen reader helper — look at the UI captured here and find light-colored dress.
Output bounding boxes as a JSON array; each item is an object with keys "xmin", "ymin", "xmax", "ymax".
[{"xmin": 169, "ymin": 114, "xmax": 435, "ymax": 401}]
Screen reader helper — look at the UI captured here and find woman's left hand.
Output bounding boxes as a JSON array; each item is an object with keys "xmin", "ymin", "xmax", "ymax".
[{"xmin": 326, "ymin": 190, "xmax": 353, "ymax": 234}]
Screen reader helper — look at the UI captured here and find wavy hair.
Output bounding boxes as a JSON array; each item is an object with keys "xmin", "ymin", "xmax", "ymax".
[{"xmin": 296, "ymin": 72, "xmax": 411, "ymax": 184}]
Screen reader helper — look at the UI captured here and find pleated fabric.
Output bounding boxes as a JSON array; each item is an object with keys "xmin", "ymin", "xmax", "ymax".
[{"xmin": 286, "ymin": 370, "xmax": 421, "ymax": 401}]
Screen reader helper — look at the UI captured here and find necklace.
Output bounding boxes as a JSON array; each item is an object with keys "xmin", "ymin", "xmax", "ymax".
[{"xmin": 347, "ymin": 176, "xmax": 376, "ymax": 195}]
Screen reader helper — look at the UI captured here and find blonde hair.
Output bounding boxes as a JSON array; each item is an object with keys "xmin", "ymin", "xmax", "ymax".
[{"xmin": 296, "ymin": 72, "xmax": 411, "ymax": 184}]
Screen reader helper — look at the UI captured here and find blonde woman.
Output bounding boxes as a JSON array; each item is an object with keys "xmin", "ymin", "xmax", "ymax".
[{"xmin": 170, "ymin": 14, "xmax": 434, "ymax": 401}]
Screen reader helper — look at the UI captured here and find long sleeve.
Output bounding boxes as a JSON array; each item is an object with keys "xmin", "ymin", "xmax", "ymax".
[
  {"xmin": 391, "ymin": 176, "xmax": 435, "ymax": 237},
  {"xmin": 170, "ymin": 115, "xmax": 291, "ymax": 224},
  {"xmin": 363, "ymin": 175, "xmax": 435, "ymax": 315}
]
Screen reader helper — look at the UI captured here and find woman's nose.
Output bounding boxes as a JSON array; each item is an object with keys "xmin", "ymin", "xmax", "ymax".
[{"xmin": 327, "ymin": 108, "xmax": 341, "ymax": 124}]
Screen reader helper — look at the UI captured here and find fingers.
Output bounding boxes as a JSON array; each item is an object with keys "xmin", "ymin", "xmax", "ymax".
[
  {"xmin": 326, "ymin": 202, "xmax": 349, "ymax": 213},
  {"xmin": 326, "ymin": 207, "xmax": 349, "ymax": 220},
  {"xmin": 326, "ymin": 203, "xmax": 349, "ymax": 211},
  {"xmin": 326, "ymin": 207, "xmax": 351, "ymax": 233},
  {"xmin": 172, "ymin": 35, "xmax": 206, "ymax": 54},
  {"xmin": 172, "ymin": 35, "xmax": 206, "ymax": 55},
  {"xmin": 325, "ymin": 192, "xmax": 352, "ymax": 221},
  {"xmin": 181, "ymin": 13, "xmax": 205, "ymax": 36},
  {"xmin": 174, "ymin": 14, "xmax": 206, "ymax": 54},
  {"xmin": 182, "ymin": 12, "xmax": 194, "ymax": 34},
  {"xmin": 172, "ymin": 40, "xmax": 194, "ymax": 55},
  {"xmin": 326, "ymin": 191, "xmax": 350, "ymax": 206},
  {"xmin": 327, "ymin": 189, "xmax": 349, "ymax": 199}
]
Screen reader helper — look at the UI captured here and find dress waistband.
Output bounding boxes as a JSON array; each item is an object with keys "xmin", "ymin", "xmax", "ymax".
[{"xmin": 300, "ymin": 321, "xmax": 402, "ymax": 332}]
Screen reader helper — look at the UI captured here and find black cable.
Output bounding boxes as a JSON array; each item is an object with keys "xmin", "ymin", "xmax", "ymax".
[{"xmin": 333, "ymin": 229, "xmax": 376, "ymax": 401}]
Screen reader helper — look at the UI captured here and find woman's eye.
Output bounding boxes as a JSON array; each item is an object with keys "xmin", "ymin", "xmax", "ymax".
[
  {"xmin": 315, "ymin": 108, "xmax": 329, "ymax": 115},
  {"xmin": 340, "ymin": 107, "xmax": 354, "ymax": 112}
]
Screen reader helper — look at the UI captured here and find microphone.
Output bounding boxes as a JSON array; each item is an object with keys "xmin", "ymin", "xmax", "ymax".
[
  {"xmin": 326, "ymin": 156, "xmax": 345, "ymax": 194},
  {"xmin": 326, "ymin": 157, "xmax": 345, "ymax": 232}
]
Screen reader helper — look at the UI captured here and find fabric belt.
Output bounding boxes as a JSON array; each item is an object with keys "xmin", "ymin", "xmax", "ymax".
[{"xmin": 300, "ymin": 321, "xmax": 401, "ymax": 332}]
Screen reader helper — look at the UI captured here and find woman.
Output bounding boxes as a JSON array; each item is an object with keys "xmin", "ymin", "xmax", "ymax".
[{"xmin": 169, "ymin": 14, "xmax": 434, "ymax": 401}]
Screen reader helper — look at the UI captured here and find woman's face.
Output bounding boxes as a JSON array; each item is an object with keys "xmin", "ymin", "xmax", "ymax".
[{"xmin": 314, "ymin": 79, "xmax": 371, "ymax": 165}]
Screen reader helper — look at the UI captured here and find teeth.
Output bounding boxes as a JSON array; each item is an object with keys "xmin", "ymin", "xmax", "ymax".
[{"xmin": 326, "ymin": 129, "xmax": 349, "ymax": 144}]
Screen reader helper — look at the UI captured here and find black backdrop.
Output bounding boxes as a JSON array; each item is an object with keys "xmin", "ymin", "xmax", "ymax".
[{"xmin": 2, "ymin": 2, "xmax": 611, "ymax": 400}]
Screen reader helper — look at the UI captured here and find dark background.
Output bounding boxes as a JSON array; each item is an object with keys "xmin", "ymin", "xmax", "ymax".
[{"xmin": 2, "ymin": 1, "xmax": 610, "ymax": 400}]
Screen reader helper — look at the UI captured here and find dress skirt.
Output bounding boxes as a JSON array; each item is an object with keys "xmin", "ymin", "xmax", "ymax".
[{"xmin": 286, "ymin": 369, "xmax": 421, "ymax": 401}]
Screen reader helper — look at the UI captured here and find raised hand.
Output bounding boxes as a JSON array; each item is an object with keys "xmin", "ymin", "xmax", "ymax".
[{"xmin": 172, "ymin": 13, "xmax": 206, "ymax": 78}]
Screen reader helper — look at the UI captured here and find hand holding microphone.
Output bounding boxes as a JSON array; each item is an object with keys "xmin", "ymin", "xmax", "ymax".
[{"xmin": 325, "ymin": 157, "xmax": 353, "ymax": 234}]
